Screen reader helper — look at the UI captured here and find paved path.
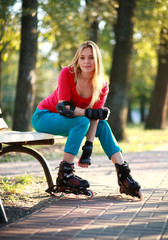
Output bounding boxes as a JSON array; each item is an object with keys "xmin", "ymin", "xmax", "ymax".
[{"xmin": 0, "ymin": 150, "xmax": 168, "ymax": 240}]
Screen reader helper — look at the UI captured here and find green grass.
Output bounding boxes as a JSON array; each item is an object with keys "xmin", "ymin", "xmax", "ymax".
[
  {"xmin": 93, "ymin": 123, "xmax": 168, "ymax": 154},
  {"xmin": 0, "ymin": 174, "xmax": 36, "ymax": 194},
  {"xmin": 0, "ymin": 154, "xmax": 34, "ymax": 163},
  {"xmin": 0, "ymin": 173, "xmax": 46, "ymax": 202}
]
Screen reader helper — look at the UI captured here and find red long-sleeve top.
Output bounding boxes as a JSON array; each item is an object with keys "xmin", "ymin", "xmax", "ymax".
[{"xmin": 38, "ymin": 67, "xmax": 109, "ymax": 113}]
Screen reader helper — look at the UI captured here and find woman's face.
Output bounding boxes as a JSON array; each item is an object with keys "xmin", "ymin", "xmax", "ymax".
[{"xmin": 78, "ymin": 47, "xmax": 95, "ymax": 74}]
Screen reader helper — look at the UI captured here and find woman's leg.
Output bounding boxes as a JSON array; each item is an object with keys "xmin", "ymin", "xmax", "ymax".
[
  {"xmin": 111, "ymin": 152, "xmax": 124, "ymax": 165},
  {"xmin": 31, "ymin": 109, "xmax": 90, "ymax": 189},
  {"xmin": 96, "ymin": 120, "xmax": 141, "ymax": 198},
  {"xmin": 95, "ymin": 120, "xmax": 122, "ymax": 159},
  {"xmin": 78, "ymin": 120, "xmax": 124, "ymax": 168},
  {"xmin": 31, "ymin": 108, "xmax": 90, "ymax": 158}
]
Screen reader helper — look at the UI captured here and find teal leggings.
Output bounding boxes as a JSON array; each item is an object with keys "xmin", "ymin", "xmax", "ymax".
[{"xmin": 31, "ymin": 108, "xmax": 121, "ymax": 158}]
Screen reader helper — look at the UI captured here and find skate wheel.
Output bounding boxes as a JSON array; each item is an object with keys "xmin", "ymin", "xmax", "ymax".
[
  {"xmin": 65, "ymin": 193, "xmax": 71, "ymax": 198},
  {"xmin": 53, "ymin": 192, "xmax": 63, "ymax": 197},
  {"xmin": 136, "ymin": 190, "xmax": 143, "ymax": 201},
  {"xmin": 76, "ymin": 194, "xmax": 82, "ymax": 198},
  {"xmin": 86, "ymin": 190, "xmax": 93, "ymax": 199}
]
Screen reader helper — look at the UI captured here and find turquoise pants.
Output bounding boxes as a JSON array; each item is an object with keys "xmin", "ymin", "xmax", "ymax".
[{"xmin": 31, "ymin": 108, "xmax": 121, "ymax": 158}]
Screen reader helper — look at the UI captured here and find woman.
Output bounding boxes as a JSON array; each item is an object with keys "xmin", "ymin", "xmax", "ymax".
[{"xmin": 31, "ymin": 41, "xmax": 141, "ymax": 199}]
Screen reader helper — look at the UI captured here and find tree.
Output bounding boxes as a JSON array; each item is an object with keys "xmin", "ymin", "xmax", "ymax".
[
  {"xmin": 41, "ymin": 0, "xmax": 81, "ymax": 69},
  {"xmin": 0, "ymin": 0, "xmax": 18, "ymax": 107},
  {"xmin": 133, "ymin": 0, "xmax": 168, "ymax": 127},
  {"xmin": 128, "ymin": 39, "xmax": 157, "ymax": 123},
  {"xmin": 85, "ymin": 0, "xmax": 99, "ymax": 43},
  {"xmin": 84, "ymin": 0, "xmax": 116, "ymax": 44},
  {"xmin": 106, "ymin": 0, "xmax": 137, "ymax": 140},
  {"xmin": 145, "ymin": 27, "xmax": 168, "ymax": 129},
  {"xmin": 40, "ymin": 0, "xmax": 116, "ymax": 69},
  {"xmin": 13, "ymin": 0, "xmax": 37, "ymax": 131}
]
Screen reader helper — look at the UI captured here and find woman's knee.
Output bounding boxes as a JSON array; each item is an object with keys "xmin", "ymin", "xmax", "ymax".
[
  {"xmin": 99, "ymin": 120, "xmax": 109, "ymax": 128},
  {"xmin": 76, "ymin": 116, "xmax": 90, "ymax": 129},
  {"xmin": 96, "ymin": 120, "xmax": 110, "ymax": 136}
]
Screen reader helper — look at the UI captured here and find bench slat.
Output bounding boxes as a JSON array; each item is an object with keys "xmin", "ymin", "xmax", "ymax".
[
  {"xmin": 0, "ymin": 118, "xmax": 8, "ymax": 130},
  {"xmin": 0, "ymin": 131, "xmax": 61, "ymax": 144}
]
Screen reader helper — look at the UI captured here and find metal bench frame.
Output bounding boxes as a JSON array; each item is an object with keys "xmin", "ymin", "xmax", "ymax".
[{"xmin": 0, "ymin": 130, "xmax": 60, "ymax": 224}]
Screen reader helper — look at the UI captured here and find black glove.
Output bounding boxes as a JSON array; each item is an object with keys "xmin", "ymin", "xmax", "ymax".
[
  {"xmin": 56, "ymin": 101, "xmax": 76, "ymax": 118},
  {"xmin": 85, "ymin": 108, "xmax": 109, "ymax": 120}
]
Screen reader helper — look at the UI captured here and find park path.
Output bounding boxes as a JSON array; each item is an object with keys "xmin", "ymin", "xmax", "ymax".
[{"xmin": 0, "ymin": 149, "xmax": 168, "ymax": 240}]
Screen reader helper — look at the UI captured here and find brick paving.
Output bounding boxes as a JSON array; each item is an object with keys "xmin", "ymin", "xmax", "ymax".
[{"xmin": 0, "ymin": 150, "xmax": 168, "ymax": 240}]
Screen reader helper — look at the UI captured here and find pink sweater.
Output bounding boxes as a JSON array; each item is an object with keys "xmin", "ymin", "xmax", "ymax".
[{"xmin": 38, "ymin": 67, "xmax": 109, "ymax": 113}]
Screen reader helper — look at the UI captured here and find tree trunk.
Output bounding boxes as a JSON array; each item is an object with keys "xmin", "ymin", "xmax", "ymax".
[
  {"xmin": 140, "ymin": 94, "xmax": 146, "ymax": 122},
  {"xmin": 106, "ymin": 0, "xmax": 137, "ymax": 140},
  {"xmin": 89, "ymin": 19, "xmax": 99, "ymax": 43},
  {"xmin": 85, "ymin": 0, "xmax": 99, "ymax": 43},
  {"xmin": 13, "ymin": 0, "xmax": 37, "ymax": 131},
  {"xmin": 145, "ymin": 28, "xmax": 168, "ymax": 129},
  {"xmin": 127, "ymin": 98, "xmax": 133, "ymax": 123},
  {"xmin": 0, "ymin": 51, "xmax": 2, "ymax": 107}
]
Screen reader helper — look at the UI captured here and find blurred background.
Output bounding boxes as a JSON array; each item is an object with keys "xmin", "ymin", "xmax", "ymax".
[{"xmin": 1, "ymin": 0, "xmax": 168, "ymax": 141}]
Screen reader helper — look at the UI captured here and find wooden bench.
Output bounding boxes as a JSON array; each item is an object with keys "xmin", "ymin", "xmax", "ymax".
[{"xmin": 0, "ymin": 108, "xmax": 61, "ymax": 223}]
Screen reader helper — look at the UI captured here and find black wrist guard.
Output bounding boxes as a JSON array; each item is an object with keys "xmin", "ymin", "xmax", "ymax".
[
  {"xmin": 78, "ymin": 141, "xmax": 93, "ymax": 166},
  {"xmin": 85, "ymin": 108, "xmax": 109, "ymax": 120},
  {"xmin": 56, "ymin": 101, "xmax": 76, "ymax": 118}
]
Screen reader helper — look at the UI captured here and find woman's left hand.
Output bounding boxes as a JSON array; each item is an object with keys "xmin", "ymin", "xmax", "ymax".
[{"xmin": 78, "ymin": 163, "xmax": 90, "ymax": 168}]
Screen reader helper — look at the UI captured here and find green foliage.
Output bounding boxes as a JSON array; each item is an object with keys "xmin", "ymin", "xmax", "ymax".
[
  {"xmin": 1, "ymin": 51, "xmax": 19, "ymax": 117},
  {"xmin": 39, "ymin": 0, "xmax": 117, "ymax": 69},
  {"xmin": 39, "ymin": 0, "xmax": 82, "ymax": 68},
  {"xmin": 128, "ymin": 0, "xmax": 168, "ymax": 109},
  {"xmin": 0, "ymin": 0, "xmax": 21, "ymax": 118},
  {"xmin": 130, "ymin": 40, "xmax": 157, "ymax": 106},
  {"xmin": 1, "ymin": 0, "xmax": 168, "ymax": 125},
  {"xmin": 136, "ymin": 0, "xmax": 168, "ymax": 44},
  {"xmin": 0, "ymin": 0, "xmax": 20, "ymax": 61}
]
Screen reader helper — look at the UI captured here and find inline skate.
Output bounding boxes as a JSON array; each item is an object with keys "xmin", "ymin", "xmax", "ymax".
[
  {"xmin": 46, "ymin": 161, "xmax": 93, "ymax": 199},
  {"xmin": 115, "ymin": 161, "xmax": 143, "ymax": 200}
]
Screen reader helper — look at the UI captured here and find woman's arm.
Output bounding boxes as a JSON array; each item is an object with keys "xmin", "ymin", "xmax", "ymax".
[
  {"xmin": 86, "ymin": 119, "xmax": 98, "ymax": 142},
  {"xmin": 58, "ymin": 100, "xmax": 85, "ymax": 117},
  {"xmin": 78, "ymin": 119, "xmax": 98, "ymax": 168},
  {"xmin": 74, "ymin": 107, "xmax": 85, "ymax": 117},
  {"xmin": 58, "ymin": 101, "xmax": 109, "ymax": 120}
]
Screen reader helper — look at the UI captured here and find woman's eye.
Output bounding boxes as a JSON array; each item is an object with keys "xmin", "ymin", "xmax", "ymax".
[{"xmin": 80, "ymin": 56, "xmax": 94, "ymax": 60}]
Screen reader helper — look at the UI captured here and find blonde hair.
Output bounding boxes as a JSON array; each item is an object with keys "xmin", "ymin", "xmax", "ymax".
[{"xmin": 68, "ymin": 41, "xmax": 104, "ymax": 107}]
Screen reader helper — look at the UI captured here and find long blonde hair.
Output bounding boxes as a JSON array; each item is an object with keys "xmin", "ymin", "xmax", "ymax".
[{"xmin": 68, "ymin": 41, "xmax": 104, "ymax": 107}]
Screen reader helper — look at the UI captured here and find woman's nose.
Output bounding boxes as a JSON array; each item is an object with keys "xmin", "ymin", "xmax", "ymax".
[{"xmin": 84, "ymin": 58, "xmax": 89, "ymax": 63}]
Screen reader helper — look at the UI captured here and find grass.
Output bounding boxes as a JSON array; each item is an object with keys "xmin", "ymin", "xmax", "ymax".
[
  {"xmin": 0, "ymin": 174, "xmax": 46, "ymax": 201},
  {"xmin": 120, "ymin": 123, "xmax": 168, "ymax": 152},
  {"xmin": 93, "ymin": 123, "xmax": 168, "ymax": 154},
  {"xmin": 0, "ymin": 174, "xmax": 52, "ymax": 224},
  {"xmin": 0, "ymin": 173, "xmax": 48, "ymax": 212}
]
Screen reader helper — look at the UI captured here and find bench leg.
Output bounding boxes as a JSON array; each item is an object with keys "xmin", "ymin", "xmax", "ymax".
[
  {"xmin": 0, "ymin": 145, "xmax": 55, "ymax": 188},
  {"xmin": 0, "ymin": 198, "xmax": 8, "ymax": 223}
]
